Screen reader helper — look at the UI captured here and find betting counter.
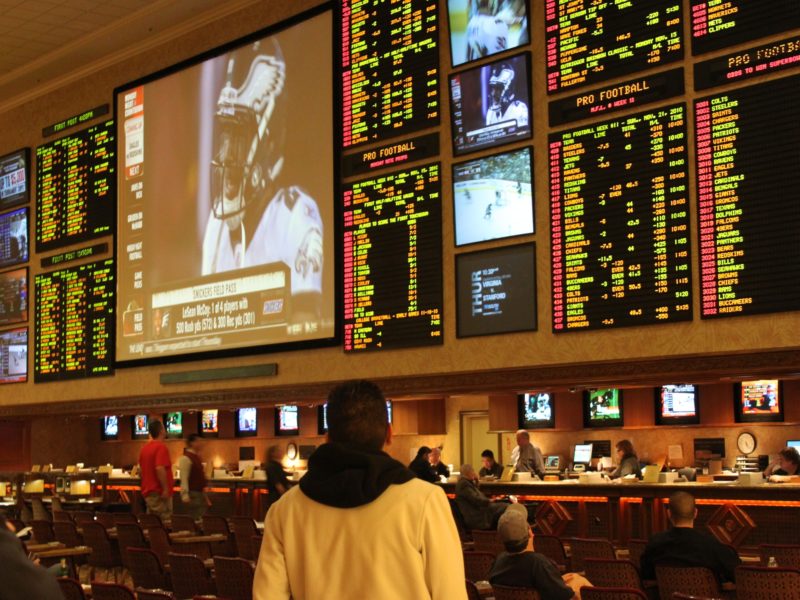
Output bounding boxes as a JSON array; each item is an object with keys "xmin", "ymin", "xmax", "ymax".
[{"xmin": 440, "ymin": 480, "xmax": 800, "ymax": 551}]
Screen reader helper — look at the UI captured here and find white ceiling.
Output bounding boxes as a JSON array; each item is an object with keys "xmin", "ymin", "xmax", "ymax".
[{"xmin": 0, "ymin": 0, "xmax": 260, "ymax": 112}]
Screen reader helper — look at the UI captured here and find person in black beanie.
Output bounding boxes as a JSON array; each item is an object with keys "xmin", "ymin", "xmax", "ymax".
[
  {"xmin": 253, "ymin": 380, "xmax": 466, "ymax": 600},
  {"xmin": 409, "ymin": 445, "xmax": 439, "ymax": 483}
]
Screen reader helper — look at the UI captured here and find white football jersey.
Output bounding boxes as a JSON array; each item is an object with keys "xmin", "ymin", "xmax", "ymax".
[
  {"xmin": 486, "ymin": 100, "xmax": 528, "ymax": 127},
  {"xmin": 466, "ymin": 14, "xmax": 509, "ymax": 62}
]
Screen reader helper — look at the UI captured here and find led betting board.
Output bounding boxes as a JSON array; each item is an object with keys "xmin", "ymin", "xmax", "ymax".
[
  {"xmin": 545, "ymin": 0, "xmax": 683, "ymax": 94},
  {"xmin": 343, "ymin": 163, "xmax": 442, "ymax": 351},
  {"xmin": 694, "ymin": 36, "xmax": 800, "ymax": 91},
  {"xmin": 549, "ymin": 104, "xmax": 692, "ymax": 331},
  {"xmin": 696, "ymin": 75, "xmax": 800, "ymax": 319},
  {"xmin": 34, "ymin": 258, "xmax": 114, "ymax": 382},
  {"xmin": 341, "ymin": 0, "xmax": 439, "ymax": 148},
  {"xmin": 35, "ymin": 120, "xmax": 115, "ymax": 253},
  {"xmin": 690, "ymin": 0, "xmax": 800, "ymax": 55}
]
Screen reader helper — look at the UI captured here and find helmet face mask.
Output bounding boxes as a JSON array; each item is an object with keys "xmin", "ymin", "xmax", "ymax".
[
  {"xmin": 211, "ymin": 110, "xmax": 254, "ymax": 229},
  {"xmin": 488, "ymin": 66, "xmax": 515, "ymax": 111}
]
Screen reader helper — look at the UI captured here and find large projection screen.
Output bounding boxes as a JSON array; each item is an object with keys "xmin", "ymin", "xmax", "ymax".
[{"xmin": 115, "ymin": 7, "xmax": 335, "ymax": 364}]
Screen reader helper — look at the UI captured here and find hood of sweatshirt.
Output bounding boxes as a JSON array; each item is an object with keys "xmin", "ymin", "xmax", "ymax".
[{"xmin": 299, "ymin": 442, "xmax": 415, "ymax": 508}]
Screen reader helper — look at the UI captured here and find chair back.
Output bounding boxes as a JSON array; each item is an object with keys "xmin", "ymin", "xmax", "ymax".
[
  {"xmin": 145, "ymin": 525, "xmax": 172, "ymax": 566},
  {"xmin": 466, "ymin": 579, "xmax": 482, "ymax": 600},
  {"xmin": 491, "ymin": 584, "xmax": 541, "ymax": 600},
  {"xmin": 94, "ymin": 512, "xmax": 116, "ymax": 529},
  {"xmin": 127, "ymin": 547, "xmax": 169, "ymax": 590},
  {"xmin": 450, "ymin": 498, "xmax": 472, "ymax": 542},
  {"xmin": 169, "ymin": 552, "xmax": 216, "ymax": 598},
  {"xmin": 735, "ymin": 565, "xmax": 800, "ymax": 599},
  {"xmin": 134, "ymin": 591, "xmax": 175, "ymax": 600},
  {"xmin": 30, "ymin": 519, "xmax": 55, "ymax": 543},
  {"xmin": 51, "ymin": 496, "xmax": 65, "ymax": 513},
  {"xmin": 626, "ymin": 539, "xmax": 647, "ymax": 569},
  {"xmin": 113, "ymin": 512, "xmax": 138, "ymax": 526},
  {"xmin": 759, "ymin": 544, "xmax": 800, "ymax": 568},
  {"xmin": 90, "ymin": 581, "xmax": 137, "ymax": 600},
  {"xmin": 138, "ymin": 512, "xmax": 165, "ymax": 530},
  {"xmin": 670, "ymin": 594, "xmax": 718, "ymax": 599},
  {"xmin": 71, "ymin": 510, "xmax": 96, "ymax": 526},
  {"xmin": 471, "ymin": 529, "xmax": 504, "ymax": 555},
  {"xmin": 655, "ymin": 565, "xmax": 720, "ymax": 600},
  {"xmin": 584, "ymin": 558, "xmax": 643, "ymax": 590},
  {"xmin": 567, "ymin": 537, "xmax": 616, "ymax": 573},
  {"xmin": 229, "ymin": 516, "xmax": 259, "ymax": 560},
  {"xmin": 116, "ymin": 522, "xmax": 148, "ymax": 568},
  {"xmin": 202, "ymin": 514, "xmax": 235, "ymax": 556},
  {"xmin": 463, "ymin": 550, "xmax": 495, "ymax": 582},
  {"xmin": 214, "ymin": 556, "xmax": 255, "ymax": 600},
  {"xmin": 533, "ymin": 534, "xmax": 570, "ymax": 570},
  {"xmin": 57, "ymin": 577, "xmax": 87, "ymax": 600},
  {"xmin": 53, "ymin": 510, "xmax": 73, "ymax": 523},
  {"xmin": 31, "ymin": 498, "xmax": 50, "ymax": 521},
  {"xmin": 53, "ymin": 521, "xmax": 84, "ymax": 547},
  {"xmin": 580, "ymin": 587, "xmax": 648, "ymax": 600},
  {"xmin": 81, "ymin": 521, "xmax": 122, "ymax": 568},
  {"xmin": 170, "ymin": 514, "xmax": 198, "ymax": 534}
]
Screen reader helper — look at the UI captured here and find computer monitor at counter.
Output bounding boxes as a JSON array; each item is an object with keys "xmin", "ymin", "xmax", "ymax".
[
  {"xmin": 573, "ymin": 443, "xmax": 593, "ymax": 465},
  {"xmin": 788, "ymin": 440, "xmax": 800, "ymax": 450}
]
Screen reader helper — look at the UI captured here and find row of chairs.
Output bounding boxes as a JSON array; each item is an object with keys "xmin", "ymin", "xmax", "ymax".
[{"xmin": 59, "ymin": 575, "xmax": 243, "ymax": 600}]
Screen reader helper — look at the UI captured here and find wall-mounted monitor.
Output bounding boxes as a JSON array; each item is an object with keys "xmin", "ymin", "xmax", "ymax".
[
  {"xmin": 114, "ymin": 6, "xmax": 335, "ymax": 366},
  {"xmin": 318, "ymin": 399, "xmax": 392, "ymax": 435},
  {"xmin": 0, "ymin": 327, "xmax": 26, "ymax": 384},
  {"xmin": 0, "ymin": 267, "xmax": 27, "ymax": 326},
  {"xmin": 275, "ymin": 405, "xmax": 299, "ymax": 437},
  {"xmin": 386, "ymin": 399, "xmax": 393, "ymax": 425},
  {"xmin": 200, "ymin": 409, "xmax": 219, "ymax": 438},
  {"xmin": 132, "ymin": 415, "xmax": 149, "ymax": 440},
  {"xmin": 447, "ymin": 0, "xmax": 530, "ymax": 68},
  {"xmin": 164, "ymin": 412, "xmax": 183, "ymax": 438},
  {"xmin": 583, "ymin": 389, "xmax": 624, "ymax": 428},
  {"xmin": 452, "ymin": 146, "xmax": 533, "ymax": 247},
  {"xmin": 573, "ymin": 443, "xmax": 593, "ymax": 465},
  {"xmin": 236, "ymin": 408, "xmax": 258, "ymax": 438},
  {"xmin": 734, "ymin": 380, "xmax": 783, "ymax": 423},
  {"xmin": 787, "ymin": 440, "xmax": 800, "ymax": 450},
  {"xmin": 517, "ymin": 392, "xmax": 554, "ymax": 429},
  {"xmin": 0, "ymin": 148, "xmax": 29, "ymax": 210},
  {"xmin": 0, "ymin": 207, "xmax": 28, "ymax": 269},
  {"xmin": 656, "ymin": 384, "xmax": 700, "ymax": 425},
  {"xmin": 101, "ymin": 416, "xmax": 119, "ymax": 441},
  {"xmin": 449, "ymin": 52, "xmax": 531, "ymax": 156}
]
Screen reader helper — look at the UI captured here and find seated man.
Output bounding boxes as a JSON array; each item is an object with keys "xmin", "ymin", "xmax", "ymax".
[
  {"xmin": 429, "ymin": 447, "xmax": 450, "ymax": 479},
  {"xmin": 489, "ymin": 504, "xmax": 587, "ymax": 599},
  {"xmin": 640, "ymin": 491, "xmax": 740, "ymax": 583},
  {"xmin": 479, "ymin": 449, "xmax": 504, "ymax": 478},
  {"xmin": 455, "ymin": 464, "xmax": 510, "ymax": 530}
]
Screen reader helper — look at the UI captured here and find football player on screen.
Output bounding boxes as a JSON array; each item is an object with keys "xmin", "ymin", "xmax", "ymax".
[
  {"xmin": 485, "ymin": 63, "xmax": 528, "ymax": 128},
  {"xmin": 465, "ymin": 0, "xmax": 509, "ymax": 63},
  {"xmin": 201, "ymin": 41, "xmax": 323, "ymax": 318}
]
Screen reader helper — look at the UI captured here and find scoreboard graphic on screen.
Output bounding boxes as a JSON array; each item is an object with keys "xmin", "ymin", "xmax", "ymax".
[
  {"xmin": 343, "ymin": 163, "xmax": 442, "ymax": 351},
  {"xmin": 690, "ymin": 0, "xmax": 800, "ymax": 55},
  {"xmin": 696, "ymin": 75, "xmax": 800, "ymax": 319},
  {"xmin": 341, "ymin": 0, "xmax": 439, "ymax": 148},
  {"xmin": 35, "ymin": 121, "xmax": 115, "ymax": 253},
  {"xmin": 549, "ymin": 104, "xmax": 692, "ymax": 331},
  {"xmin": 34, "ymin": 258, "xmax": 114, "ymax": 382},
  {"xmin": 545, "ymin": 0, "xmax": 683, "ymax": 93}
]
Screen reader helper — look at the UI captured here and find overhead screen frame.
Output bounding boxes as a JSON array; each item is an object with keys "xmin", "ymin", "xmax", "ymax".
[
  {"xmin": 0, "ymin": 206, "xmax": 29, "ymax": 270},
  {"xmin": 0, "ymin": 326, "xmax": 27, "ymax": 385},
  {"xmin": 0, "ymin": 148, "xmax": 30, "ymax": 211},
  {"xmin": 112, "ymin": 2, "xmax": 341, "ymax": 369},
  {"xmin": 655, "ymin": 384, "xmax": 700, "ymax": 426}
]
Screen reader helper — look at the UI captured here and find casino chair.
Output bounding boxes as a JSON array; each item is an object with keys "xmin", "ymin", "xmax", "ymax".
[
  {"xmin": 228, "ymin": 516, "xmax": 260, "ymax": 560},
  {"xmin": 31, "ymin": 497, "xmax": 51, "ymax": 522},
  {"xmin": 145, "ymin": 525, "xmax": 173, "ymax": 567},
  {"xmin": 735, "ymin": 565, "xmax": 800, "ymax": 599},
  {"xmin": 90, "ymin": 581, "xmax": 136, "ymax": 600},
  {"xmin": 580, "ymin": 587, "xmax": 648, "ymax": 600},
  {"xmin": 490, "ymin": 584, "xmax": 541, "ymax": 600},
  {"xmin": 566, "ymin": 537, "xmax": 617, "ymax": 573},
  {"xmin": 758, "ymin": 543, "xmax": 800, "ymax": 568},
  {"xmin": 127, "ymin": 547, "xmax": 170, "ymax": 591},
  {"xmin": 137, "ymin": 513, "xmax": 165, "ymax": 530},
  {"xmin": 30, "ymin": 518, "xmax": 55, "ymax": 543},
  {"xmin": 115, "ymin": 522, "xmax": 148, "ymax": 570},
  {"xmin": 202, "ymin": 515, "xmax": 236, "ymax": 556},
  {"xmin": 470, "ymin": 529, "xmax": 505, "ymax": 556},
  {"xmin": 57, "ymin": 577, "xmax": 87, "ymax": 600},
  {"xmin": 584, "ymin": 558, "xmax": 645, "ymax": 591},
  {"xmin": 81, "ymin": 521, "xmax": 124, "ymax": 576},
  {"xmin": 135, "ymin": 590, "xmax": 175, "ymax": 600},
  {"xmin": 533, "ymin": 534, "xmax": 570, "ymax": 572},
  {"xmin": 463, "ymin": 550, "xmax": 495, "ymax": 582},
  {"xmin": 626, "ymin": 539, "xmax": 648, "ymax": 569},
  {"xmin": 466, "ymin": 579, "xmax": 482, "ymax": 600},
  {"xmin": 169, "ymin": 552, "xmax": 217, "ymax": 599},
  {"xmin": 113, "ymin": 512, "xmax": 138, "ymax": 526},
  {"xmin": 654, "ymin": 565, "xmax": 721, "ymax": 600},
  {"xmin": 214, "ymin": 556, "xmax": 255, "ymax": 600},
  {"xmin": 170, "ymin": 514, "xmax": 199, "ymax": 534},
  {"xmin": 53, "ymin": 510, "xmax": 73, "ymax": 523},
  {"xmin": 53, "ymin": 520, "xmax": 84, "ymax": 548}
]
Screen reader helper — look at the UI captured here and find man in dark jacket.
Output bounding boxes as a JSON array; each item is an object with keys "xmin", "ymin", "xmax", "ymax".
[
  {"xmin": 409, "ymin": 446, "xmax": 439, "ymax": 483},
  {"xmin": 0, "ymin": 513, "xmax": 63, "ymax": 600},
  {"xmin": 454, "ymin": 463, "xmax": 510, "ymax": 530},
  {"xmin": 640, "ymin": 491, "xmax": 741, "ymax": 583}
]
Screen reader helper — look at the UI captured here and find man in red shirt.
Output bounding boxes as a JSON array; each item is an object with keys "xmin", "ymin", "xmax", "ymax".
[{"xmin": 138, "ymin": 419, "xmax": 174, "ymax": 519}]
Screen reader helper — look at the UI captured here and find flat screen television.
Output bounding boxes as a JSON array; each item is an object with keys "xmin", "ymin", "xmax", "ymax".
[
  {"xmin": 0, "ymin": 327, "xmax": 26, "ymax": 384},
  {"xmin": 0, "ymin": 148, "xmax": 29, "ymax": 210},
  {"xmin": 132, "ymin": 414, "xmax": 149, "ymax": 440},
  {"xmin": 386, "ymin": 399, "xmax": 393, "ymax": 425},
  {"xmin": 0, "ymin": 207, "xmax": 28, "ymax": 269},
  {"xmin": 114, "ymin": 6, "xmax": 335, "ymax": 366},
  {"xmin": 102, "ymin": 416, "xmax": 119, "ymax": 441},
  {"xmin": 452, "ymin": 146, "xmax": 534, "ymax": 246},
  {"xmin": 517, "ymin": 392, "xmax": 555, "ymax": 429},
  {"xmin": 236, "ymin": 407, "xmax": 258, "ymax": 437},
  {"xmin": 0, "ymin": 267, "xmax": 27, "ymax": 326},
  {"xmin": 318, "ymin": 399, "xmax": 392, "ymax": 434},
  {"xmin": 200, "ymin": 409, "xmax": 219, "ymax": 437},
  {"xmin": 656, "ymin": 384, "xmax": 700, "ymax": 425},
  {"xmin": 787, "ymin": 440, "xmax": 800, "ymax": 450},
  {"xmin": 734, "ymin": 380, "xmax": 783, "ymax": 423},
  {"xmin": 275, "ymin": 405, "xmax": 299, "ymax": 436},
  {"xmin": 447, "ymin": 0, "xmax": 530, "ymax": 68},
  {"xmin": 583, "ymin": 389, "xmax": 624, "ymax": 428},
  {"xmin": 573, "ymin": 443, "xmax": 593, "ymax": 465},
  {"xmin": 449, "ymin": 52, "xmax": 532, "ymax": 156},
  {"xmin": 164, "ymin": 412, "xmax": 183, "ymax": 438}
]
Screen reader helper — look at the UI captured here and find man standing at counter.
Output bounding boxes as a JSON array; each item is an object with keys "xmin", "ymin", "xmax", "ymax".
[
  {"xmin": 254, "ymin": 380, "xmax": 466, "ymax": 599},
  {"xmin": 179, "ymin": 433, "xmax": 209, "ymax": 521},
  {"xmin": 511, "ymin": 430, "xmax": 545, "ymax": 479},
  {"xmin": 139, "ymin": 419, "xmax": 174, "ymax": 520}
]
